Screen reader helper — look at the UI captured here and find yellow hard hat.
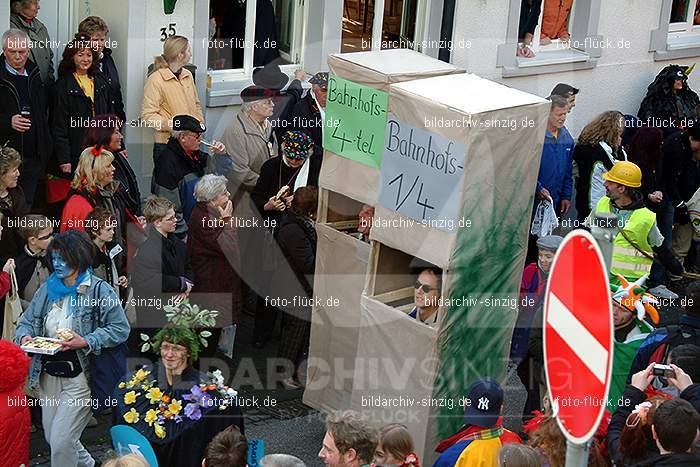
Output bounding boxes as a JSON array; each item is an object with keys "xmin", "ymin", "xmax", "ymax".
[{"xmin": 602, "ymin": 161, "xmax": 642, "ymax": 188}]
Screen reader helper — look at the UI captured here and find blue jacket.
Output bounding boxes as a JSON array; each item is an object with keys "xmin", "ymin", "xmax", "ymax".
[
  {"xmin": 14, "ymin": 274, "xmax": 130, "ymax": 390},
  {"xmin": 536, "ymin": 127, "xmax": 575, "ymax": 207}
]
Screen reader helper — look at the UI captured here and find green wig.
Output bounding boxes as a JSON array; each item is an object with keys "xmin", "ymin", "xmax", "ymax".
[{"xmin": 152, "ymin": 326, "xmax": 202, "ymax": 362}]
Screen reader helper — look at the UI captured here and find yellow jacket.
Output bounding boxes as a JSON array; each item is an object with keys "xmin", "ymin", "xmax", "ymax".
[{"xmin": 140, "ymin": 67, "xmax": 204, "ymax": 144}]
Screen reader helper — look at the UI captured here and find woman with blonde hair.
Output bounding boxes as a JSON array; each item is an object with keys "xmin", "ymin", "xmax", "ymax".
[
  {"xmin": 573, "ymin": 110, "xmax": 628, "ymax": 222},
  {"xmin": 60, "ymin": 146, "xmax": 127, "ymax": 253},
  {"xmin": 140, "ymin": 35, "xmax": 204, "ymax": 164}
]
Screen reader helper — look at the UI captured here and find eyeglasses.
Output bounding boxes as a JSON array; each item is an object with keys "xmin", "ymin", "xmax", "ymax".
[
  {"xmin": 414, "ymin": 281, "xmax": 437, "ymax": 293},
  {"xmin": 189, "ymin": 132, "xmax": 203, "ymax": 140},
  {"xmin": 162, "ymin": 215, "xmax": 177, "ymax": 222},
  {"xmin": 160, "ymin": 343, "xmax": 187, "ymax": 355}
]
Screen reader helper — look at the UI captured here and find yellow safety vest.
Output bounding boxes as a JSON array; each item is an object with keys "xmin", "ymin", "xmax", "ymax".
[{"xmin": 594, "ymin": 196, "xmax": 656, "ymax": 280}]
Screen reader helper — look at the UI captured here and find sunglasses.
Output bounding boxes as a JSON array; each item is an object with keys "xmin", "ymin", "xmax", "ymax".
[
  {"xmin": 414, "ymin": 281, "xmax": 436, "ymax": 293},
  {"xmin": 37, "ymin": 232, "xmax": 53, "ymax": 241}
]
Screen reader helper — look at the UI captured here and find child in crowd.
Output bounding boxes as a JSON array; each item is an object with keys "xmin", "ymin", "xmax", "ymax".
[
  {"xmin": 15, "ymin": 214, "xmax": 53, "ymax": 308},
  {"xmin": 84, "ymin": 207, "xmax": 128, "ymax": 295},
  {"xmin": 372, "ymin": 424, "xmax": 419, "ymax": 467},
  {"xmin": 128, "ymin": 196, "xmax": 194, "ymax": 355}
]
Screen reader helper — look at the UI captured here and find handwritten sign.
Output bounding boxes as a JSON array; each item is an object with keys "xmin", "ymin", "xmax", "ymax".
[
  {"xmin": 324, "ymin": 74, "xmax": 388, "ymax": 168},
  {"xmin": 378, "ymin": 117, "xmax": 467, "ymax": 231}
]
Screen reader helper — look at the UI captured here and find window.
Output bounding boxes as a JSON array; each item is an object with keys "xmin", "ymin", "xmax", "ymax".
[
  {"xmin": 340, "ymin": 0, "xmax": 437, "ymax": 54},
  {"xmin": 497, "ymin": 0, "xmax": 601, "ymax": 77},
  {"xmin": 366, "ymin": 241, "xmax": 442, "ymax": 331},
  {"xmin": 651, "ymin": 0, "xmax": 700, "ymax": 60},
  {"xmin": 206, "ymin": 0, "xmax": 306, "ymax": 106}
]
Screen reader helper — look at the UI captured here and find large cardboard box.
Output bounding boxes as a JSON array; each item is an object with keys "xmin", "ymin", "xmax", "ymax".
[
  {"xmin": 305, "ymin": 51, "xmax": 464, "ymax": 413},
  {"xmin": 352, "ymin": 73, "xmax": 550, "ymax": 457}
]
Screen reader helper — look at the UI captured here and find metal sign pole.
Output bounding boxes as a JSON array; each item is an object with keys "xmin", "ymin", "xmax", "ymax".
[
  {"xmin": 589, "ymin": 212, "xmax": 617, "ymax": 270},
  {"xmin": 565, "ymin": 440, "xmax": 590, "ymax": 467}
]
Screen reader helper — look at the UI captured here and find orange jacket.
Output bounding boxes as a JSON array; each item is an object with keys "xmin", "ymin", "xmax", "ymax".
[{"xmin": 541, "ymin": 0, "xmax": 573, "ymax": 39}]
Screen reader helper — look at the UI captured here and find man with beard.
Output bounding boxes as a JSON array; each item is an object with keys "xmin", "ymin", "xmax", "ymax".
[{"xmin": 589, "ymin": 161, "xmax": 682, "ymax": 284}]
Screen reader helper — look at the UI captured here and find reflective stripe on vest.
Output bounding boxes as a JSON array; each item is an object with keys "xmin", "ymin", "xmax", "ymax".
[{"xmin": 594, "ymin": 196, "xmax": 656, "ymax": 280}]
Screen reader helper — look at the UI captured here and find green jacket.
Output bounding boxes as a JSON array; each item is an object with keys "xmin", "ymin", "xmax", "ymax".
[{"xmin": 609, "ymin": 319, "xmax": 654, "ymax": 411}]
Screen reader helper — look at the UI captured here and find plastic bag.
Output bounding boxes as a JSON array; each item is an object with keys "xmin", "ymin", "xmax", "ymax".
[{"xmin": 531, "ymin": 199, "xmax": 559, "ymax": 237}]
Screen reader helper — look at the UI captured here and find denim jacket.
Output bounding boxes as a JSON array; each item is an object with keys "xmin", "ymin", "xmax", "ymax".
[{"xmin": 15, "ymin": 275, "xmax": 130, "ymax": 390}]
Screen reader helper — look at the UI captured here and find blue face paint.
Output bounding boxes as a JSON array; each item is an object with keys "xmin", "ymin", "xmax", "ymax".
[{"xmin": 52, "ymin": 252, "xmax": 74, "ymax": 279}]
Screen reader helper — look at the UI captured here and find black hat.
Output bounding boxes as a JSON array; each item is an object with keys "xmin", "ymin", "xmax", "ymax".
[
  {"xmin": 172, "ymin": 115, "xmax": 206, "ymax": 133},
  {"xmin": 240, "ymin": 85, "xmax": 277, "ymax": 103},
  {"xmin": 551, "ymin": 83, "xmax": 579, "ymax": 97},
  {"xmin": 252, "ymin": 62, "xmax": 289, "ymax": 91}
]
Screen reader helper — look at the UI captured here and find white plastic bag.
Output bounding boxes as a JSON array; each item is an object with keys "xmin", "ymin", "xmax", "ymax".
[
  {"xmin": 531, "ymin": 199, "xmax": 559, "ymax": 237},
  {"xmin": 687, "ymin": 186, "xmax": 700, "ymax": 241}
]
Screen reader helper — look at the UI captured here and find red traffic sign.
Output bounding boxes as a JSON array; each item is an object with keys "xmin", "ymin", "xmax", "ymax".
[{"xmin": 543, "ymin": 230, "xmax": 613, "ymax": 444}]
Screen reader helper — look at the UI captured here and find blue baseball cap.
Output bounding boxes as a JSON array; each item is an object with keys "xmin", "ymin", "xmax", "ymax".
[{"xmin": 464, "ymin": 378, "xmax": 503, "ymax": 428}]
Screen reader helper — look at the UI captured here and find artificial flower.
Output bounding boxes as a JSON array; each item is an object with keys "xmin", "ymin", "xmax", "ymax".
[
  {"xmin": 118, "ymin": 382, "xmax": 126, "ymax": 389},
  {"xmin": 162, "ymin": 394, "xmax": 171, "ymax": 403},
  {"xmin": 123, "ymin": 408, "xmax": 140, "ymax": 424},
  {"xmin": 147, "ymin": 387, "xmax": 164, "ymax": 404},
  {"xmin": 212, "ymin": 369, "xmax": 224, "ymax": 386},
  {"xmin": 184, "ymin": 402, "xmax": 202, "ymax": 421},
  {"xmin": 168, "ymin": 399, "xmax": 182, "ymax": 415},
  {"xmin": 154, "ymin": 423, "xmax": 166, "ymax": 439},
  {"xmin": 145, "ymin": 409, "xmax": 158, "ymax": 426},
  {"xmin": 134, "ymin": 368, "xmax": 149, "ymax": 382},
  {"xmin": 124, "ymin": 391, "xmax": 138, "ymax": 405}
]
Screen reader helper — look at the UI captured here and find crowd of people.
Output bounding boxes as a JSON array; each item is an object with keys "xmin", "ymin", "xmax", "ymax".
[{"xmin": 1, "ymin": 0, "xmax": 700, "ymax": 465}]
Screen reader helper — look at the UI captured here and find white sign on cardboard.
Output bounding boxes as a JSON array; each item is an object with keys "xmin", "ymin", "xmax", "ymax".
[{"xmin": 378, "ymin": 117, "xmax": 467, "ymax": 231}]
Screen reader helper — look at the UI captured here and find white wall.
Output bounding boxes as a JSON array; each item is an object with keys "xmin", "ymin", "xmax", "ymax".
[{"xmin": 450, "ymin": 0, "xmax": 689, "ymax": 136}]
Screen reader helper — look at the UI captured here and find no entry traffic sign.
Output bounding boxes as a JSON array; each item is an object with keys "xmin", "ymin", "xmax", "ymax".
[{"xmin": 543, "ymin": 230, "xmax": 613, "ymax": 444}]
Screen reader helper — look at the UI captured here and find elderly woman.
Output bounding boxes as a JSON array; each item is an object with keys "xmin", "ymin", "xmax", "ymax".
[
  {"xmin": 52, "ymin": 33, "xmax": 114, "ymax": 177},
  {"xmin": 10, "ymin": 0, "xmax": 54, "ymax": 84},
  {"xmin": 115, "ymin": 325, "xmax": 244, "ymax": 467},
  {"xmin": 251, "ymin": 130, "xmax": 321, "ymax": 227},
  {"xmin": 274, "ymin": 187, "xmax": 318, "ymax": 389},
  {"xmin": 15, "ymin": 230, "xmax": 130, "ymax": 467},
  {"xmin": 187, "ymin": 174, "xmax": 241, "ymax": 338},
  {"xmin": 0, "ymin": 146, "xmax": 29, "ymax": 258},
  {"xmin": 250, "ymin": 131, "xmax": 320, "ymax": 347},
  {"xmin": 573, "ymin": 110, "xmax": 628, "ymax": 222},
  {"xmin": 222, "ymin": 86, "xmax": 279, "ymax": 220},
  {"xmin": 60, "ymin": 146, "xmax": 127, "ymax": 250},
  {"xmin": 141, "ymin": 36, "xmax": 203, "ymax": 164}
]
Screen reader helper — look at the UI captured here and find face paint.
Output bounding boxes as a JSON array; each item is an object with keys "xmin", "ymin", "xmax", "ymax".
[{"xmin": 52, "ymin": 252, "xmax": 74, "ymax": 279}]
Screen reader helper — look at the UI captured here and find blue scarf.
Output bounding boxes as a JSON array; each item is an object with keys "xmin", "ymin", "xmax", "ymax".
[{"xmin": 46, "ymin": 268, "xmax": 92, "ymax": 316}]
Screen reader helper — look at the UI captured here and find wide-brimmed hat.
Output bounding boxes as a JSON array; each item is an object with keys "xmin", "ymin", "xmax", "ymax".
[{"xmin": 252, "ymin": 62, "xmax": 289, "ymax": 91}]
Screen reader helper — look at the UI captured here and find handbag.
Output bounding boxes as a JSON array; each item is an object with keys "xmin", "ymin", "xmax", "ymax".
[
  {"xmin": 42, "ymin": 350, "xmax": 82, "ymax": 378},
  {"xmin": 1, "ymin": 268, "xmax": 23, "ymax": 340},
  {"xmin": 89, "ymin": 279, "xmax": 128, "ymax": 412}
]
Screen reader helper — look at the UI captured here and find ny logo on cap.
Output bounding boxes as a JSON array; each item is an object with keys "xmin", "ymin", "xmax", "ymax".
[{"xmin": 478, "ymin": 397, "xmax": 489, "ymax": 411}]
